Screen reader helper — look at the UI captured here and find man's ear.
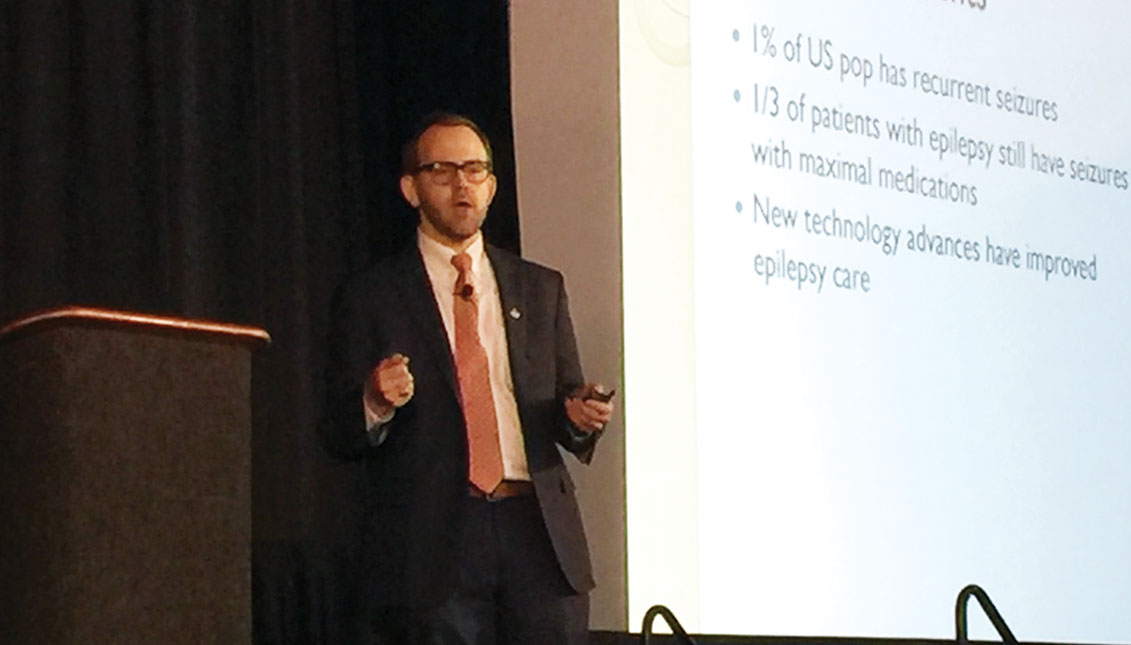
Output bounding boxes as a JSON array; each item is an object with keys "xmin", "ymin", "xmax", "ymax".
[{"xmin": 400, "ymin": 174, "xmax": 420, "ymax": 208}]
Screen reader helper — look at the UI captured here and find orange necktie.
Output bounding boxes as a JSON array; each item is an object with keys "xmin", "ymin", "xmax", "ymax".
[{"xmin": 451, "ymin": 252, "xmax": 504, "ymax": 493}]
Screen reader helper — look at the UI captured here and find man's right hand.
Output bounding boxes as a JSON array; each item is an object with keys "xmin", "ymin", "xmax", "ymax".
[{"xmin": 364, "ymin": 353, "xmax": 414, "ymax": 415}]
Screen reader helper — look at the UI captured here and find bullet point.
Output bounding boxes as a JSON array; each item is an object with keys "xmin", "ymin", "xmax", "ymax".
[
  {"xmin": 732, "ymin": 29, "xmax": 740, "ymax": 42},
  {"xmin": 733, "ymin": 89, "xmax": 741, "ymax": 102},
  {"xmin": 735, "ymin": 201, "xmax": 743, "ymax": 213}
]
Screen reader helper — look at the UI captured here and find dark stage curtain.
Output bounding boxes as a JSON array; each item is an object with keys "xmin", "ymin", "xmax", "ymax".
[{"xmin": 1, "ymin": 1, "xmax": 516, "ymax": 642}]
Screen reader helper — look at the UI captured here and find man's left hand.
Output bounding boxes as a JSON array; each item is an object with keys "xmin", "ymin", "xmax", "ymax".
[{"xmin": 564, "ymin": 384, "xmax": 614, "ymax": 433}]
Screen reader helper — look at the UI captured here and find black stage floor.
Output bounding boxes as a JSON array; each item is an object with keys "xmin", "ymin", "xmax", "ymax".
[{"xmin": 591, "ymin": 634, "xmax": 1077, "ymax": 645}]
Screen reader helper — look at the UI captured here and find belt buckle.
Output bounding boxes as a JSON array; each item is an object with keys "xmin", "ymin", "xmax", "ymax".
[{"xmin": 469, "ymin": 483, "xmax": 503, "ymax": 501}]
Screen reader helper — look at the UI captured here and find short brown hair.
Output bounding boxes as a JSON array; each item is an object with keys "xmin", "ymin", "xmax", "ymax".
[{"xmin": 401, "ymin": 111, "xmax": 494, "ymax": 175}]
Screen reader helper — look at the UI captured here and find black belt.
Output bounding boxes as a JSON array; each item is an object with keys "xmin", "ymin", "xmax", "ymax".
[{"xmin": 469, "ymin": 480, "xmax": 535, "ymax": 501}]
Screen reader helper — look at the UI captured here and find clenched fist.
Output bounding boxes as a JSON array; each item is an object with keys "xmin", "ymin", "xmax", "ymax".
[
  {"xmin": 365, "ymin": 353, "xmax": 414, "ymax": 415},
  {"xmin": 564, "ymin": 383, "xmax": 614, "ymax": 433}
]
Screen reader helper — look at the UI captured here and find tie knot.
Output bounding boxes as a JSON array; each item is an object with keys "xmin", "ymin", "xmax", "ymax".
[
  {"xmin": 451, "ymin": 252, "xmax": 473, "ymax": 273},
  {"xmin": 452, "ymin": 253, "xmax": 474, "ymax": 298}
]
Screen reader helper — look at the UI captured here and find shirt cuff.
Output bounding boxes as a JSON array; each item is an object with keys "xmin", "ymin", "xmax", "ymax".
[{"xmin": 364, "ymin": 395, "xmax": 395, "ymax": 446}]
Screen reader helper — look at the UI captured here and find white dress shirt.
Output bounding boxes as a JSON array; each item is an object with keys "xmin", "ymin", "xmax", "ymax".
[{"xmin": 365, "ymin": 230, "xmax": 531, "ymax": 481}]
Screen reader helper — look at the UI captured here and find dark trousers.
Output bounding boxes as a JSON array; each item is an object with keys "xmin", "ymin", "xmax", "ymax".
[{"xmin": 367, "ymin": 494, "xmax": 589, "ymax": 645}]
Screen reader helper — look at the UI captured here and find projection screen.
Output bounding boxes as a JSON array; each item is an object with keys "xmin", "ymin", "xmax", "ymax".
[{"xmin": 622, "ymin": 1, "xmax": 1131, "ymax": 642}]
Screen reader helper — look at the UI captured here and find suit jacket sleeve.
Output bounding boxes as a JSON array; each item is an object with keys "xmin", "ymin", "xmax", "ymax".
[
  {"xmin": 549, "ymin": 270, "xmax": 602, "ymax": 464},
  {"xmin": 320, "ymin": 274, "xmax": 384, "ymax": 461}
]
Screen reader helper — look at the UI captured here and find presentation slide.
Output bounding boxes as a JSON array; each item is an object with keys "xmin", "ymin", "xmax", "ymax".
[{"xmin": 623, "ymin": 1, "xmax": 1131, "ymax": 642}]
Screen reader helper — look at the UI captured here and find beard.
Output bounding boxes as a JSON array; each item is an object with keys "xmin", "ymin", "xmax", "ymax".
[{"xmin": 419, "ymin": 199, "xmax": 487, "ymax": 242}]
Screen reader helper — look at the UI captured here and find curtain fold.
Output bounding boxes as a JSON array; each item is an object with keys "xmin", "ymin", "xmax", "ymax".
[{"xmin": 2, "ymin": 1, "xmax": 515, "ymax": 641}]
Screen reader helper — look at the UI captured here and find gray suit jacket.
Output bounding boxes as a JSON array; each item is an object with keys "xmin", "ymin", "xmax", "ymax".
[{"xmin": 320, "ymin": 241, "xmax": 598, "ymax": 608}]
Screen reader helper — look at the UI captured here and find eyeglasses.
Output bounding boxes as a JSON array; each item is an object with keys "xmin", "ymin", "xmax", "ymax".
[{"xmin": 414, "ymin": 160, "xmax": 492, "ymax": 185}]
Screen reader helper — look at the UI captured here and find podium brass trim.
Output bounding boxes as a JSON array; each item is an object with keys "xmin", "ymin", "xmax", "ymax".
[{"xmin": 0, "ymin": 306, "xmax": 271, "ymax": 345}]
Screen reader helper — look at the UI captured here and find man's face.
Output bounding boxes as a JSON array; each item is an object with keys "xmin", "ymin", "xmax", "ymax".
[{"xmin": 400, "ymin": 124, "xmax": 497, "ymax": 248}]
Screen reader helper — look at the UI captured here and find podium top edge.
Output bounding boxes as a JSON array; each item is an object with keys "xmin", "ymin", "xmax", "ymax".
[{"xmin": 0, "ymin": 306, "xmax": 272, "ymax": 346}]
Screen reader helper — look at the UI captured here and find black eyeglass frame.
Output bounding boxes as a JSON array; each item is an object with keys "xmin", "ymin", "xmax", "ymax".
[{"xmin": 413, "ymin": 160, "xmax": 493, "ymax": 184}]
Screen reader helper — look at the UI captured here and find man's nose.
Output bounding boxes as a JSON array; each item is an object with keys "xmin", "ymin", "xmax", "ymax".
[{"xmin": 452, "ymin": 167, "xmax": 473, "ymax": 185}]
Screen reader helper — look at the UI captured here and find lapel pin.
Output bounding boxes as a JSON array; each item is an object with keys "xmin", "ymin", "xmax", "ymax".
[{"xmin": 509, "ymin": 307, "xmax": 522, "ymax": 320}]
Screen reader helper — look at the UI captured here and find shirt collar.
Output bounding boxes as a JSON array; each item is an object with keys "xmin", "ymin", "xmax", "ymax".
[{"xmin": 417, "ymin": 228, "xmax": 486, "ymax": 277}]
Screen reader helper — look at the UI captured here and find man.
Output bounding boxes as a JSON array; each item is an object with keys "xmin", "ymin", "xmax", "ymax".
[{"xmin": 321, "ymin": 112, "xmax": 613, "ymax": 644}]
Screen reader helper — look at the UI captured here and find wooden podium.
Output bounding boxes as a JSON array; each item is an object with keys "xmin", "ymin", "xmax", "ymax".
[{"xmin": 0, "ymin": 307, "xmax": 269, "ymax": 643}]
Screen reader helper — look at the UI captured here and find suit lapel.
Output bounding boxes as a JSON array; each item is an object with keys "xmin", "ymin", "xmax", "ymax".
[
  {"xmin": 388, "ymin": 245, "xmax": 460, "ymax": 400},
  {"xmin": 487, "ymin": 246, "xmax": 529, "ymax": 405}
]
